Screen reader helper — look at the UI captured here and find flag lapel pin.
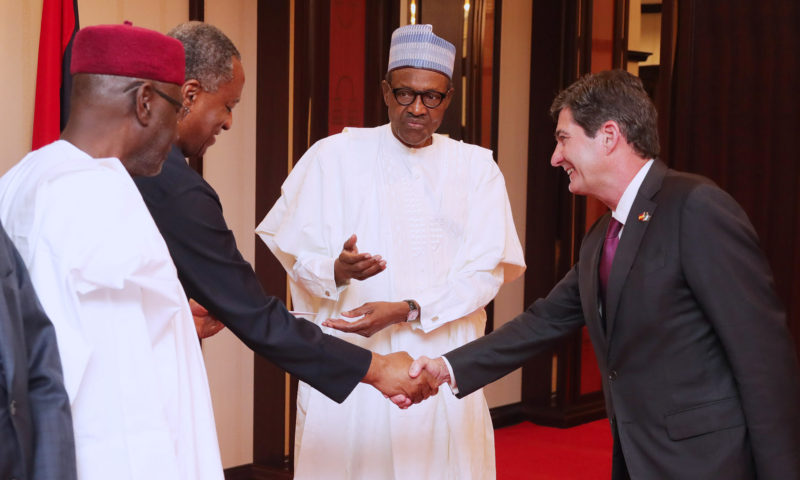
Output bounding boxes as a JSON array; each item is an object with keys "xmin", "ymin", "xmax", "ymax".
[{"xmin": 638, "ymin": 211, "xmax": 651, "ymax": 222}]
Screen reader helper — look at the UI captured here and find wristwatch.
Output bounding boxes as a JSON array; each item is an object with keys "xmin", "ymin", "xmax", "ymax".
[{"xmin": 403, "ymin": 299, "xmax": 420, "ymax": 322}]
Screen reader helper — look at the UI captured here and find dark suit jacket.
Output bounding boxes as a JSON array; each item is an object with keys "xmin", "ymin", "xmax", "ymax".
[
  {"xmin": 446, "ymin": 160, "xmax": 800, "ymax": 479},
  {"xmin": 134, "ymin": 147, "xmax": 371, "ymax": 403},
  {"xmin": 0, "ymin": 222, "xmax": 76, "ymax": 479}
]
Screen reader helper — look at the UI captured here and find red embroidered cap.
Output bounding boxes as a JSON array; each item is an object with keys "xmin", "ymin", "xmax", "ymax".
[{"xmin": 70, "ymin": 22, "xmax": 185, "ymax": 85}]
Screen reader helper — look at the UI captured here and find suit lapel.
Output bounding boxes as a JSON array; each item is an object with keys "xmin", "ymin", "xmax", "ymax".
[{"xmin": 605, "ymin": 160, "xmax": 667, "ymax": 336}]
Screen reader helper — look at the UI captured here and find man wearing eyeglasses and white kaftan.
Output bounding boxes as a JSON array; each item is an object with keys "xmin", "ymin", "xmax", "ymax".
[{"xmin": 257, "ymin": 24, "xmax": 525, "ymax": 480}]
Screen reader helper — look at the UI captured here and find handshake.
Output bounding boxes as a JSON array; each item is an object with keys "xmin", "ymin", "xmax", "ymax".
[{"xmin": 362, "ymin": 352, "xmax": 454, "ymax": 409}]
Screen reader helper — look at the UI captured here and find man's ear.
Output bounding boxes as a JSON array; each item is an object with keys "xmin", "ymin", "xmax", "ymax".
[
  {"xmin": 182, "ymin": 79, "xmax": 202, "ymax": 107},
  {"xmin": 600, "ymin": 120, "xmax": 622, "ymax": 154},
  {"xmin": 134, "ymin": 82, "xmax": 155, "ymax": 126}
]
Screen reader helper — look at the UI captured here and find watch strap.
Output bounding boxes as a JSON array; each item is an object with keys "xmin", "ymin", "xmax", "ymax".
[{"xmin": 403, "ymin": 299, "xmax": 419, "ymax": 322}]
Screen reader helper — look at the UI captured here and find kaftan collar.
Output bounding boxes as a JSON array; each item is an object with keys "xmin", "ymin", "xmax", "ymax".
[{"xmin": 381, "ymin": 123, "xmax": 444, "ymax": 161}]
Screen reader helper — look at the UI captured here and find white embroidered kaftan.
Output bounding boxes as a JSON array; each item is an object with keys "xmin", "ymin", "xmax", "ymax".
[
  {"xmin": 257, "ymin": 124, "xmax": 525, "ymax": 479},
  {"xmin": 0, "ymin": 141, "xmax": 223, "ymax": 480}
]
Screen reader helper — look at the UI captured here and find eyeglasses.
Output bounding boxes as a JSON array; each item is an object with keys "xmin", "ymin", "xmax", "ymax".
[
  {"xmin": 152, "ymin": 85, "xmax": 183, "ymax": 111},
  {"xmin": 388, "ymin": 84, "xmax": 448, "ymax": 109},
  {"xmin": 125, "ymin": 81, "xmax": 183, "ymax": 112}
]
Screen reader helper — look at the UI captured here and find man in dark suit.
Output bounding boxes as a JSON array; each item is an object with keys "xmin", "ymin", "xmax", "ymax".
[
  {"xmin": 409, "ymin": 70, "xmax": 800, "ymax": 478},
  {"xmin": 0, "ymin": 221, "xmax": 76, "ymax": 479},
  {"xmin": 134, "ymin": 22, "xmax": 434, "ymax": 405}
]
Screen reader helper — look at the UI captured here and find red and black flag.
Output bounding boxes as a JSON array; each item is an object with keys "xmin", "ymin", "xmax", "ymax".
[{"xmin": 32, "ymin": 0, "xmax": 79, "ymax": 150}]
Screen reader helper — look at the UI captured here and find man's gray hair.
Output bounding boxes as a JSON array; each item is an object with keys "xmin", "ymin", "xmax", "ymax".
[{"xmin": 167, "ymin": 21, "xmax": 241, "ymax": 92}]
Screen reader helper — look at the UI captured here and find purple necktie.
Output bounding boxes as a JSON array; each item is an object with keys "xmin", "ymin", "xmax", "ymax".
[{"xmin": 599, "ymin": 218, "xmax": 623, "ymax": 305}]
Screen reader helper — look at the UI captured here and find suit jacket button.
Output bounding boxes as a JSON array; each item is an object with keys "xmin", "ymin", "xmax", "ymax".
[{"xmin": 608, "ymin": 370, "xmax": 618, "ymax": 381}]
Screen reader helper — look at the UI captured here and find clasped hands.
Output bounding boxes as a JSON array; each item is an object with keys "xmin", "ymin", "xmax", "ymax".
[{"xmin": 365, "ymin": 353, "xmax": 454, "ymax": 409}]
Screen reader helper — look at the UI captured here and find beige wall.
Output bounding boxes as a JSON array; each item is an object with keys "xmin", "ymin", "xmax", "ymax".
[
  {"xmin": 1, "ymin": 0, "xmax": 43, "ymax": 174},
  {"xmin": 77, "ymin": 0, "xmax": 187, "ymax": 31}
]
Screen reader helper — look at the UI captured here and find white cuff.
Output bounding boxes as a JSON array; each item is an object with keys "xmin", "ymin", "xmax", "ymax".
[
  {"xmin": 441, "ymin": 356, "xmax": 459, "ymax": 395},
  {"xmin": 294, "ymin": 255, "xmax": 343, "ymax": 301}
]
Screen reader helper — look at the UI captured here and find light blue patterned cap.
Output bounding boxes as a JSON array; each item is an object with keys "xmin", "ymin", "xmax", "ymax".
[{"xmin": 387, "ymin": 24, "xmax": 456, "ymax": 79}]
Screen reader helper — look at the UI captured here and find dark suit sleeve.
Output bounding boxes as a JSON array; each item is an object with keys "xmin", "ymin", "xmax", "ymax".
[
  {"xmin": 3, "ymin": 228, "xmax": 77, "ymax": 479},
  {"xmin": 446, "ymin": 265, "xmax": 586, "ymax": 397},
  {"xmin": 144, "ymin": 181, "xmax": 371, "ymax": 403},
  {"xmin": 680, "ymin": 184, "xmax": 800, "ymax": 477}
]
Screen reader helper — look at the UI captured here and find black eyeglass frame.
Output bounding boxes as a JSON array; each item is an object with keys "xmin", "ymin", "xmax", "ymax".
[
  {"xmin": 125, "ymin": 81, "xmax": 183, "ymax": 111},
  {"xmin": 151, "ymin": 85, "xmax": 184, "ymax": 110},
  {"xmin": 388, "ymin": 83, "xmax": 449, "ymax": 109}
]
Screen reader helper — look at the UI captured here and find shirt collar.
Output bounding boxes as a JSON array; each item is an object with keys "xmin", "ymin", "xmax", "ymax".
[{"xmin": 613, "ymin": 159, "xmax": 654, "ymax": 225}]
